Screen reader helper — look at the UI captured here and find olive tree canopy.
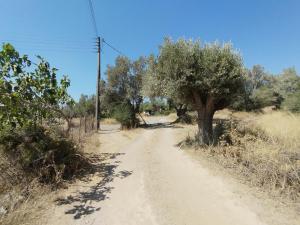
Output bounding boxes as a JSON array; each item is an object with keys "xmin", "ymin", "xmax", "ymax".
[{"xmin": 150, "ymin": 38, "xmax": 244, "ymax": 144}]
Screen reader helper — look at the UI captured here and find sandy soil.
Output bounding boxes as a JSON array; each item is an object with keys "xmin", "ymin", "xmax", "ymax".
[{"xmin": 39, "ymin": 117, "xmax": 299, "ymax": 225}]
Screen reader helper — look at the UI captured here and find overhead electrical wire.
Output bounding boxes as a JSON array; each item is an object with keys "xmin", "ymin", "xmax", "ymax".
[
  {"xmin": 0, "ymin": 1, "xmax": 128, "ymax": 56},
  {"xmin": 102, "ymin": 39, "xmax": 125, "ymax": 56},
  {"xmin": 87, "ymin": 0, "xmax": 99, "ymax": 37},
  {"xmin": 86, "ymin": 0, "xmax": 127, "ymax": 57}
]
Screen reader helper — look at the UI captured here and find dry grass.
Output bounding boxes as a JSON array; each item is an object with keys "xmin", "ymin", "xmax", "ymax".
[
  {"xmin": 0, "ymin": 182, "xmax": 52, "ymax": 225},
  {"xmin": 252, "ymin": 112, "xmax": 300, "ymax": 151},
  {"xmin": 101, "ymin": 118, "xmax": 118, "ymax": 125},
  {"xmin": 221, "ymin": 111, "xmax": 300, "ymax": 199},
  {"xmin": 183, "ymin": 109, "xmax": 300, "ymax": 200},
  {"xmin": 0, "ymin": 120, "xmax": 99, "ymax": 224}
]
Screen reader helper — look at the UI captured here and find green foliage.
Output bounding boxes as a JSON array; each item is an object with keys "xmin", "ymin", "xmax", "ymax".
[
  {"xmin": 151, "ymin": 38, "xmax": 243, "ymax": 105},
  {"xmin": 0, "ymin": 43, "xmax": 72, "ymax": 129},
  {"xmin": 140, "ymin": 102, "xmax": 153, "ymax": 112},
  {"xmin": 112, "ymin": 102, "xmax": 139, "ymax": 129},
  {"xmin": 230, "ymin": 65, "xmax": 285, "ymax": 111},
  {"xmin": 74, "ymin": 94, "xmax": 95, "ymax": 117},
  {"xmin": 148, "ymin": 38, "xmax": 243, "ymax": 144},
  {"xmin": 104, "ymin": 56, "xmax": 147, "ymax": 128},
  {"xmin": 252, "ymin": 86, "xmax": 277, "ymax": 108},
  {"xmin": 276, "ymin": 68, "xmax": 299, "ymax": 94},
  {"xmin": 283, "ymin": 83, "xmax": 300, "ymax": 112},
  {"xmin": 0, "ymin": 44, "xmax": 90, "ymax": 185}
]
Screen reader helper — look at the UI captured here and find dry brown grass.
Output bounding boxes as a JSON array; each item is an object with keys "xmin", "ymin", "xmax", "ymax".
[
  {"xmin": 101, "ymin": 118, "xmax": 119, "ymax": 125},
  {"xmin": 219, "ymin": 111, "xmax": 300, "ymax": 199},
  {"xmin": 252, "ymin": 111, "xmax": 300, "ymax": 151},
  {"xmin": 183, "ymin": 109, "xmax": 300, "ymax": 200},
  {"xmin": 0, "ymin": 182, "xmax": 52, "ymax": 225}
]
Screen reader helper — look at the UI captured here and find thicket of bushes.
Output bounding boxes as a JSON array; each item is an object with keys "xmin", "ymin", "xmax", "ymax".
[
  {"xmin": 230, "ymin": 66, "xmax": 300, "ymax": 112},
  {"xmin": 0, "ymin": 126, "xmax": 89, "ymax": 184},
  {"xmin": 112, "ymin": 102, "xmax": 139, "ymax": 129},
  {"xmin": 0, "ymin": 43, "xmax": 91, "ymax": 189}
]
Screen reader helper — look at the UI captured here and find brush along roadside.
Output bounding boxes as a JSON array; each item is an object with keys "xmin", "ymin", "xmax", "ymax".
[
  {"xmin": 0, "ymin": 125, "xmax": 101, "ymax": 223},
  {"xmin": 180, "ymin": 111, "xmax": 300, "ymax": 201}
]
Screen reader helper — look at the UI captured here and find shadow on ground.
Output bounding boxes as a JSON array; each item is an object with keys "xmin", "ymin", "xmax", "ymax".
[
  {"xmin": 55, "ymin": 153, "xmax": 132, "ymax": 220},
  {"xmin": 141, "ymin": 122, "xmax": 183, "ymax": 130},
  {"xmin": 98, "ymin": 129, "xmax": 121, "ymax": 134}
]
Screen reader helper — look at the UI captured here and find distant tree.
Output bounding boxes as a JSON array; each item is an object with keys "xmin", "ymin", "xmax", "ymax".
[
  {"xmin": 105, "ymin": 56, "xmax": 147, "ymax": 128},
  {"xmin": 76, "ymin": 94, "xmax": 95, "ymax": 117},
  {"xmin": 280, "ymin": 70, "xmax": 300, "ymax": 112},
  {"xmin": 143, "ymin": 55, "xmax": 191, "ymax": 122},
  {"xmin": 149, "ymin": 38, "xmax": 243, "ymax": 144},
  {"xmin": 275, "ymin": 67, "xmax": 300, "ymax": 97},
  {"xmin": 283, "ymin": 90, "xmax": 300, "ymax": 112},
  {"xmin": 231, "ymin": 65, "xmax": 284, "ymax": 111}
]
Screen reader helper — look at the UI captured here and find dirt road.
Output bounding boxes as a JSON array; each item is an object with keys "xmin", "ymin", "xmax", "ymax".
[{"xmin": 43, "ymin": 118, "xmax": 291, "ymax": 225}]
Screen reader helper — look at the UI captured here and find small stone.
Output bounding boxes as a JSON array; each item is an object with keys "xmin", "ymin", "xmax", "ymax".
[{"xmin": 0, "ymin": 206, "xmax": 8, "ymax": 215}]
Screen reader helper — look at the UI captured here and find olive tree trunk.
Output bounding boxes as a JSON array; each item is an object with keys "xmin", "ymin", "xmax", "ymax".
[
  {"xmin": 193, "ymin": 93, "xmax": 215, "ymax": 145},
  {"xmin": 175, "ymin": 104, "xmax": 187, "ymax": 119},
  {"xmin": 197, "ymin": 107, "xmax": 214, "ymax": 145},
  {"xmin": 173, "ymin": 104, "xmax": 191, "ymax": 123}
]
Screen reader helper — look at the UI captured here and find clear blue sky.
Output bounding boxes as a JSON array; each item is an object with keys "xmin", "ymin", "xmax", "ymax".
[{"xmin": 1, "ymin": 0, "xmax": 299, "ymax": 99}]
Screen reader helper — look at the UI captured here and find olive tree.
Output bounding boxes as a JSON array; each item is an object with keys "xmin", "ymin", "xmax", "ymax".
[
  {"xmin": 151, "ymin": 38, "xmax": 243, "ymax": 144},
  {"xmin": 105, "ymin": 56, "xmax": 146, "ymax": 128},
  {"xmin": 143, "ymin": 55, "xmax": 190, "ymax": 122}
]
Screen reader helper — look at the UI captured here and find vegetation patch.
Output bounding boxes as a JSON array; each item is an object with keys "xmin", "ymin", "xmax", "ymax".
[
  {"xmin": 0, "ymin": 44, "xmax": 95, "ymax": 221},
  {"xmin": 0, "ymin": 126, "xmax": 91, "ymax": 184},
  {"xmin": 181, "ymin": 112, "xmax": 300, "ymax": 200}
]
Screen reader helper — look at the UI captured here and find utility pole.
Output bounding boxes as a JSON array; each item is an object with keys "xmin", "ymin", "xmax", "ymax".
[{"xmin": 95, "ymin": 36, "xmax": 101, "ymax": 131}]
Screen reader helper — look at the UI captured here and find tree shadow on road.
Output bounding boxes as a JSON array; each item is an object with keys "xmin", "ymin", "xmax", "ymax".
[
  {"xmin": 140, "ymin": 122, "xmax": 183, "ymax": 130},
  {"xmin": 98, "ymin": 129, "xmax": 121, "ymax": 134},
  {"xmin": 55, "ymin": 153, "xmax": 132, "ymax": 220}
]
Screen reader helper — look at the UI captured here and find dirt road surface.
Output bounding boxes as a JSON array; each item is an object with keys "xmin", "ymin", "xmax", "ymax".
[{"xmin": 42, "ymin": 118, "xmax": 297, "ymax": 225}]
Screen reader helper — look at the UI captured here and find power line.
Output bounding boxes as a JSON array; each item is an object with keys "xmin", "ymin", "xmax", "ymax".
[
  {"xmin": 87, "ymin": 0, "xmax": 101, "ymax": 130},
  {"xmin": 86, "ymin": 0, "xmax": 127, "ymax": 57},
  {"xmin": 87, "ymin": 0, "xmax": 99, "ymax": 37},
  {"xmin": 102, "ymin": 39, "xmax": 126, "ymax": 56}
]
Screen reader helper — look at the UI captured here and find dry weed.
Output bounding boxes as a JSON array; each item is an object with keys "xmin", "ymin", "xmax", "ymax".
[{"xmin": 184, "ymin": 110, "xmax": 300, "ymax": 200}]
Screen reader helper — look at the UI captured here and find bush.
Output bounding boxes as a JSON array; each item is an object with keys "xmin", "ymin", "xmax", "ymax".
[
  {"xmin": 283, "ymin": 90, "xmax": 300, "ymax": 112},
  {"xmin": 0, "ymin": 125, "xmax": 90, "ymax": 184},
  {"xmin": 173, "ymin": 113, "xmax": 192, "ymax": 124},
  {"xmin": 113, "ymin": 102, "xmax": 139, "ymax": 129}
]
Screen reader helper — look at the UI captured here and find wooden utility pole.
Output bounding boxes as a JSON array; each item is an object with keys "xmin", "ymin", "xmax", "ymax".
[{"xmin": 95, "ymin": 36, "xmax": 101, "ymax": 131}]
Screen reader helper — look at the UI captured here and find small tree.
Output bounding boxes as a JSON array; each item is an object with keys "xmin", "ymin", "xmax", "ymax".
[
  {"xmin": 151, "ymin": 38, "xmax": 243, "ymax": 144},
  {"xmin": 105, "ymin": 56, "xmax": 146, "ymax": 128},
  {"xmin": 0, "ymin": 43, "xmax": 72, "ymax": 130},
  {"xmin": 283, "ymin": 82, "xmax": 300, "ymax": 112}
]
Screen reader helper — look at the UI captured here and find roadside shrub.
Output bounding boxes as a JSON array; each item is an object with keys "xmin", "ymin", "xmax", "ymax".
[
  {"xmin": 0, "ymin": 125, "xmax": 90, "ymax": 184},
  {"xmin": 113, "ymin": 102, "xmax": 139, "ymax": 129},
  {"xmin": 213, "ymin": 120, "xmax": 232, "ymax": 146},
  {"xmin": 181, "ymin": 111, "xmax": 300, "ymax": 199},
  {"xmin": 173, "ymin": 113, "xmax": 192, "ymax": 124},
  {"xmin": 283, "ymin": 91, "xmax": 300, "ymax": 112}
]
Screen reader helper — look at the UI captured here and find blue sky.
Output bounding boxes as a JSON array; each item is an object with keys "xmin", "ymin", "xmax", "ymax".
[{"xmin": 1, "ymin": 0, "xmax": 299, "ymax": 99}]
